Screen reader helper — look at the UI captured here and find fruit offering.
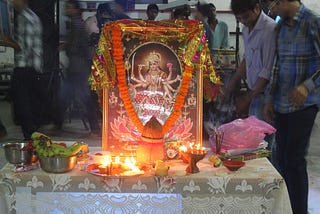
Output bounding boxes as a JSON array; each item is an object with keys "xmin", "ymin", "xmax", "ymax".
[
  {"xmin": 208, "ymin": 154, "xmax": 222, "ymax": 167},
  {"xmin": 31, "ymin": 132, "xmax": 88, "ymax": 157}
]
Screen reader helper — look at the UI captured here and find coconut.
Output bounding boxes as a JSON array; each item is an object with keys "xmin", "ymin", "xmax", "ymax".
[{"xmin": 137, "ymin": 116, "xmax": 165, "ymax": 165}]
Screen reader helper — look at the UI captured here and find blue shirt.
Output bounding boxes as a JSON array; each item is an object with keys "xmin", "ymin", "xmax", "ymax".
[
  {"xmin": 242, "ymin": 11, "xmax": 277, "ymax": 90},
  {"xmin": 265, "ymin": 4, "xmax": 320, "ymax": 113}
]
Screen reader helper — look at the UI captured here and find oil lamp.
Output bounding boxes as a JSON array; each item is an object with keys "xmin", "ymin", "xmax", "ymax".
[{"xmin": 179, "ymin": 144, "xmax": 207, "ymax": 173}]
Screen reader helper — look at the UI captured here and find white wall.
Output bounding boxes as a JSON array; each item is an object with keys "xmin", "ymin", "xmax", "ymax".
[
  {"xmin": 2, "ymin": 0, "xmax": 319, "ymax": 65},
  {"xmin": 60, "ymin": 0, "xmax": 244, "ymax": 65},
  {"xmin": 210, "ymin": 0, "xmax": 231, "ymax": 10},
  {"xmin": 302, "ymin": 0, "xmax": 320, "ymax": 14}
]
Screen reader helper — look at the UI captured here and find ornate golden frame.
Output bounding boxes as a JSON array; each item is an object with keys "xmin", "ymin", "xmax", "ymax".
[{"xmin": 90, "ymin": 20, "xmax": 220, "ymax": 152}]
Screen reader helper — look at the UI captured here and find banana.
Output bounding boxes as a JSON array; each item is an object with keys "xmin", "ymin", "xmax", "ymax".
[
  {"xmin": 31, "ymin": 132, "xmax": 89, "ymax": 158},
  {"xmin": 209, "ymin": 155, "xmax": 222, "ymax": 167},
  {"xmin": 79, "ymin": 143, "xmax": 89, "ymax": 154},
  {"xmin": 64, "ymin": 143, "xmax": 83, "ymax": 157},
  {"xmin": 68, "ymin": 142, "xmax": 80, "ymax": 149},
  {"xmin": 51, "ymin": 143, "xmax": 67, "ymax": 150}
]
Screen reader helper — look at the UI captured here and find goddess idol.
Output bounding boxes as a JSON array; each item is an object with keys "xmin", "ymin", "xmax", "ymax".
[
  {"xmin": 128, "ymin": 50, "xmax": 181, "ymax": 125},
  {"xmin": 90, "ymin": 20, "xmax": 220, "ymax": 154}
]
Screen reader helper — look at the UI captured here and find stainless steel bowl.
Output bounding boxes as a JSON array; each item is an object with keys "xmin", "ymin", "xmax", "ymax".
[
  {"xmin": 3, "ymin": 142, "xmax": 33, "ymax": 165},
  {"xmin": 39, "ymin": 156, "xmax": 77, "ymax": 173}
]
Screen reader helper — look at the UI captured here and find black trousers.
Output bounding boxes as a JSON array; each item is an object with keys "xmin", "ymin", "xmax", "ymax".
[
  {"xmin": 274, "ymin": 105, "xmax": 318, "ymax": 214},
  {"xmin": 11, "ymin": 67, "xmax": 44, "ymax": 140}
]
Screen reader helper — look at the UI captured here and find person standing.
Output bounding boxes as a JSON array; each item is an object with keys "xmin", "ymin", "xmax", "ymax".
[
  {"xmin": 54, "ymin": 0, "xmax": 100, "ymax": 137},
  {"xmin": 0, "ymin": 0, "xmax": 43, "ymax": 140},
  {"xmin": 146, "ymin": 4, "xmax": 159, "ymax": 21},
  {"xmin": 173, "ymin": 5, "xmax": 191, "ymax": 20},
  {"xmin": 263, "ymin": 0, "xmax": 320, "ymax": 213},
  {"xmin": 85, "ymin": 3, "xmax": 113, "ymax": 37},
  {"xmin": 195, "ymin": 2, "xmax": 231, "ymax": 132},
  {"xmin": 228, "ymin": 0, "xmax": 276, "ymax": 122},
  {"xmin": 110, "ymin": 0, "xmax": 131, "ymax": 20},
  {"xmin": 195, "ymin": 3, "xmax": 229, "ymax": 51}
]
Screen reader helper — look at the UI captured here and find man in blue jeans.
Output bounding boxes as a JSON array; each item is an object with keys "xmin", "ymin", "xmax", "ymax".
[{"xmin": 263, "ymin": 0, "xmax": 320, "ymax": 213}]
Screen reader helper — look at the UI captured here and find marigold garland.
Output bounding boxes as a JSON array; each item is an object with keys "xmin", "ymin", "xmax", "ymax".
[
  {"xmin": 91, "ymin": 20, "xmax": 221, "ymax": 135},
  {"xmin": 110, "ymin": 26, "xmax": 194, "ymax": 134}
]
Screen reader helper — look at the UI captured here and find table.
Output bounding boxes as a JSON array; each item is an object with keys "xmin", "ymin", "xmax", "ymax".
[{"xmin": 0, "ymin": 157, "xmax": 292, "ymax": 214}]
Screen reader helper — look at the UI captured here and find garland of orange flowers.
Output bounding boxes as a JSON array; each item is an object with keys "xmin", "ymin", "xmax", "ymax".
[{"xmin": 111, "ymin": 26, "xmax": 193, "ymax": 134}]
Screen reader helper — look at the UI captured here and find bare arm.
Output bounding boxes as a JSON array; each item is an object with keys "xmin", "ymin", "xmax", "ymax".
[
  {"xmin": 225, "ymin": 59, "xmax": 246, "ymax": 94},
  {"xmin": 248, "ymin": 77, "xmax": 269, "ymax": 99}
]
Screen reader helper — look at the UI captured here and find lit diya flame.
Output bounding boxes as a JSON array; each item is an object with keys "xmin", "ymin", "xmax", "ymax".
[
  {"xmin": 189, "ymin": 142, "xmax": 194, "ymax": 151},
  {"xmin": 98, "ymin": 155, "xmax": 112, "ymax": 175},
  {"xmin": 91, "ymin": 154, "xmax": 144, "ymax": 177},
  {"xmin": 115, "ymin": 156, "xmax": 121, "ymax": 164},
  {"xmin": 124, "ymin": 156, "xmax": 140, "ymax": 172},
  {"xmin": 179, "ymin": 144, "xmax": 206, "ymax": 154},
  {"xmin": 101, "ymin": 155, "xmax": 112, "ymax": 167}
]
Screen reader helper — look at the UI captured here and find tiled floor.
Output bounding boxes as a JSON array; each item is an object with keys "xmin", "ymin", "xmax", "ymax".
[{"xmin": 0, "ymin": 99, "xmax": 319, "ymax": 213}]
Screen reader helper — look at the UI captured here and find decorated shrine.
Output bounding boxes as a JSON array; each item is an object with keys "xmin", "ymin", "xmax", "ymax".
[{"xmin": 90, "ymin": 20, "xmax": 220, "ymax": 163}]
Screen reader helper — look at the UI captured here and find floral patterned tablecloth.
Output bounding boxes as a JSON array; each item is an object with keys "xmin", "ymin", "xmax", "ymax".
[{"xmin": 0, "ymin": 157, "xmax": 292, "ymax": 214}]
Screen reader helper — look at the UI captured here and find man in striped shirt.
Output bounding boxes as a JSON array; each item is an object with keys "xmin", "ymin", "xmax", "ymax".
[
  {"xmin": 1, "ymin": 0, "xmax": 43, "ymax": 140},
  {"xmin": 263, "ymin": 0, "xmax": 320, "ymax": 213}
]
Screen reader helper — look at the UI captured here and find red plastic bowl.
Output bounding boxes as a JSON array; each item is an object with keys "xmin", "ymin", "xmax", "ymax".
[{"xmin": 222, "ymin": 160, "xmax": 245, "ymax": 171}]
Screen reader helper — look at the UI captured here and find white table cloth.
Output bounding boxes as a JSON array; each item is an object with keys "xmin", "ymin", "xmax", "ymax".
[{"xmin": 0, "ymin": 157, "xmax": 292, "ymax": 214}]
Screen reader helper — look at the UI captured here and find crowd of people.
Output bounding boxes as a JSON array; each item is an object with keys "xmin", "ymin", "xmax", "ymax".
[{"xmin": 0, "ymin": 0, "xmax": 319, "ymax": 213}]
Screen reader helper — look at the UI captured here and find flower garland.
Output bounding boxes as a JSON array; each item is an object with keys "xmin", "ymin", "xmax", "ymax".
[
  {"xmin": 163, "ymin": 65, "xmax": 193, "ymax": 133},
  {"xmin": 91, "ymin": 20, "xmax": 221, "ymax": 137},
  {"xmin": 110, "ymin": 26, "xmax": 194, "ymax": 134},
  {"xmin": 111, "ymin": 26, "xmax": 144, "ymax": 132}
]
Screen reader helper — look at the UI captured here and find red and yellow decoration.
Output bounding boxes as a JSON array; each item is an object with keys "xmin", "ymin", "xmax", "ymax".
[{"xmin": 90, "ymin": 20, "xmax": 220, "ymax": 139}]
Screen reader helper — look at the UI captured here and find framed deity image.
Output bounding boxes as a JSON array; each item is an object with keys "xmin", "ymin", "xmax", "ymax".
[
  {"xmin": 126, "ymin": 42, "xmax": 186, "ymax": 125},
  {"xmin": 91, "ymin": 20, "xmax": 220, "ymax": 159}
]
